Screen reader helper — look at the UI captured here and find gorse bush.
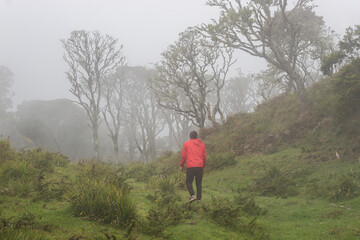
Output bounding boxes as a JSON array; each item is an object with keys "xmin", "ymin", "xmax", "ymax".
[
  {"xmin": 331, "ymin": 171, "xmax": 360, "ymax": 201},
  {"xmin": 249, "ymin": 165, "xmax": 298, "ymax": 198},
  {"xmin": 141, "ymin": 177, "xmax": 184, "ymax": 237},
  {"xmin": 78, "ymin": 162, "xmax": 129, "ymax": 190},
  {"xmin": 0, "ymin": 139, "xmax": 15, "ymax": 164},
  {"xmin": 125, "ymin": 163, "xmax": 157, "ymax": 182},
  {"xmin": 1, "ymin": 159, "xmax": 32, "ymax": 181},
  {"xmin": 207, "ymin": 196, "xmax": 241, "ymax": 228},
  {"xmin": 203, "ymin": 196, "xmax": 269, "ymax": 239},
  {"xmin": 0, "ymin": 160, "xmax": 35, "ymax": 197},
  {"xmin": 206, "ymin": 151, "xmax": 236, "ymax": 171},
  {"xmin": 0, "ymin": 211, "xmax": 50, "ymax": 239},
  {"xmin": 233, "ymin": 190, "xmax": 267, "ymax": 216},
  {"xmin": 0, "ymin": 229, "xmax": 47, "ymax": 240},
  {"xmin": 170, "ymin": 172, "xmax": 186, "ymax": 190},
  {"xmin": 67, "ymin": 176, "xmax": 136, "ymax": 228},
  {"xmin": 0, "ymin": 142, "xmax": 69, "ymax": 200},
  {"xmin": 333, "ymin": 58, "xmax": 360, "ymax": 118},
  {"xmin": 18, "ymin": 148, "xmax": 69, "ymax": 173},
  {"xmin": 307, "ymin": 178, "xmax": 331, "ymax": 199}
]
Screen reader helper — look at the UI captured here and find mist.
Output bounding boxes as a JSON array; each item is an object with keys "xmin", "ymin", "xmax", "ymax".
[{"xmin": 1, "ymin": 0, "xmax": 359, "ymax": 108}]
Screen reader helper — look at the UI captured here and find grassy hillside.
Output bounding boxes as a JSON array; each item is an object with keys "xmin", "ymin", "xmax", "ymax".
[{"xmin": 0, "ymin": 60, "xmax": 360, "ymax": 239}]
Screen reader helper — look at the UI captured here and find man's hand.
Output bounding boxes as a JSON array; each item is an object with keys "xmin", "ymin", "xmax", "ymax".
[{"xmin": 180, "ymin": 166, "xmax": 183, "ymax": 172}]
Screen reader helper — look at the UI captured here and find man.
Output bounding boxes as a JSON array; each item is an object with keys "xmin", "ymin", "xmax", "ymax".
[{"xmin": 180, "ymin": 131, "xmax": 206, "ymax": 203}]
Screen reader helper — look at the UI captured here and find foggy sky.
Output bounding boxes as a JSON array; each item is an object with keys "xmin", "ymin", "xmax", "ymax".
[{"xmin": 1, "ymin": 0, "xmax": 359, "ymax": 110}]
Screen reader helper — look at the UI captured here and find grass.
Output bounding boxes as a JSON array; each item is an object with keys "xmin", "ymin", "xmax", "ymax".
[
  {"xmin": 1, "ymin": 65, "xmax": 360, "ymax": 239},
  {"xmin": 2, "ymin": 144, "xmax": 360, "ymax": 239},
  {"xmin": 1, "ymin": 148, "xmax": 360, "ymax": 239}
]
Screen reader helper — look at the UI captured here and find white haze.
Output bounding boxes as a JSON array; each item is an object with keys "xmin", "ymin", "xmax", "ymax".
[{"xmin": 0, "ymin": 0, "xmax": 359, "ymax": 110}]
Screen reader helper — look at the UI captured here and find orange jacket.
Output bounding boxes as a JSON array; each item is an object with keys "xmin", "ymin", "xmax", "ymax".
[{"xmin": 180, "ymin": 139, "xmax": 206, "ymax": 168}]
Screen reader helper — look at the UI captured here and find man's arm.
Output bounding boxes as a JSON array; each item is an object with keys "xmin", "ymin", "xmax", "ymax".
[
  {"xmin": 180, "ymin": 142, "xmax": 187, "ymax": 171},
  {"xmin": 203, "ymin": 143, "xmax": 207, "ymax": 169}
]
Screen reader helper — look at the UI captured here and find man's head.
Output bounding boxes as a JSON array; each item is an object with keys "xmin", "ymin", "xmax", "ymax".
[{"xmin": 190, "ymin": 131, "xmax": 198, "ymax": 139}]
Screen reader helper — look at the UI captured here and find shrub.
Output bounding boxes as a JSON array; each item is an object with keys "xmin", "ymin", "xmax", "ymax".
[
  {"xmin": 0, "ymin": 229, "xmax": 47, "ymax": 240},
  {"xmin": 0, "ymin": 139, "xmax": 15, "ymax": 164},
  {"xmin": 0, "ymin": 160, "xmax": 32, "ymax": 181},
  {"xmin": 249, "ymin": 165, "xmax": 298, "ymax": 198},
  {"xmin": 18, "ymin": 148, "xmax": 69, "ymax": 173},
  {"xmin": 233, "ymin": 190, "xmax": 267, "ymax": 216},
  {"xmin": 78, "ymin": 163, "xmax": 129, "ymax": 190},
  {"xmin": 203, "ymin": 196, "xmax": 269, "ymax": 239},
  {"xmin": 331, "ymin": 171, "xmax": 360, "ymax": 201},
  {"xmin": 170, "ymin": 172, "xmax": 186, "ymax": 191},
  {"xmin": 306, "ymin": 178, "xmax": 331, "ymax": 199},
  {"xmin": 206, "ymin": 151, "xmax": 236, "ymax": 171},
  {"xmin": 0, "ymin": 160, "xmax": 35, "ymax": 197},
  {"xmin": 125, "ymin": 163, "xmax": 157, "ymax": 182},
  {"xmin": 333, "ymin": 59, "xmax": 360, "ymax": 118},
  {"xmin": 138, "ymin": 208, "xmax": 167, "ymax": 238},
  {"xmin": 0, "ymin": 212, "xmax": 49, "ymax": 239},
  {"xmin": 141, "ymin": 177, "xmax": 185, "ymax": 237},
  {"xmin": 67, "ymin": 176, "xmax": 136, "ymax": 228},
  {"xmin": 208, "ymin": 196, "xmax": 241, "ymax": 227}
]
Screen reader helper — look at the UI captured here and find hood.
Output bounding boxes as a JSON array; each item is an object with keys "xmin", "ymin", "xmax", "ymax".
[{"xmin": 191, "ymin": 139, "xmax": 203, "ymax": 146}]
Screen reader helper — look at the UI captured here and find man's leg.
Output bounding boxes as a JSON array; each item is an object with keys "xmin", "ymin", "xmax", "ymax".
[
  {"xmin": 186, "ymin": 167, "xmax": 196, "ymax": 197},
  {"xmin": 194, "ymin": 167, "xmax": 203, "ymax": 200}
]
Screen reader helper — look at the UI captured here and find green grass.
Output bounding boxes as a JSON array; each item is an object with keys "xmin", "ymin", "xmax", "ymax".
[
  {"xmin": 1, "ymin": 65, "xmax": 360, "ymax": 239},
  {"xmin": 1, "ymin": 148, "xmax": 360, "ymax": 239}
]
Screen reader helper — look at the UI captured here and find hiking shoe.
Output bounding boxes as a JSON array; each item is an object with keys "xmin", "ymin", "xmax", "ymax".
[
  {"xmin": 188, "ymin": 195, "xmax": 197, "ymax": 203},
  {"xmin": 196, "ymin": 200, "xmax": 201, "ymax": 203}
]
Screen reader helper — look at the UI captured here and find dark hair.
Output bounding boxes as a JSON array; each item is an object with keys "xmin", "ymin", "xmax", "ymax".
[{"xmin": 190, "ymin": 131, "xmax": 198, "ymax": 139}]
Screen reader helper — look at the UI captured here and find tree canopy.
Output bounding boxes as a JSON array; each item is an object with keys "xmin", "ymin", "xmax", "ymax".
[
  {"xmin": 61, "ymin": 30, "xmax": 125, "ymax": 159},
  {"xmin": 201, "ymin": 0, "xmax": 331, "ymax": 104},
  {"xmin": 151, "ymin": 27, "xmax": 235, "ymax": 128}
]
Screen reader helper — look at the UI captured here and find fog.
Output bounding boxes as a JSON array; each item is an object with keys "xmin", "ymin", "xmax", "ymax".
[{"xmin": 0, "ymin": 0, "xmax": 360, "ymax": 109}]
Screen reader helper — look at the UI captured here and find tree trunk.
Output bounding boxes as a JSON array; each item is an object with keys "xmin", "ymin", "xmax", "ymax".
[
  {"xmin": 113, "ymin": 133, "xmax": 119, "ymax": 161},
  {"xmin": 92, "ymin": 125, "xmax": 100, "ymax": 160}
]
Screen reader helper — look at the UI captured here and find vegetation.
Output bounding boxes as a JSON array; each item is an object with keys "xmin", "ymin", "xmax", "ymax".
[{"xmin": 1, "ymin": 55, "xmax": 360, "ymax": 239}]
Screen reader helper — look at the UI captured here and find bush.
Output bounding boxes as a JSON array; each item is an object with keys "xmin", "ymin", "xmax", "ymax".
[
  {"xmin": 331, "ymin": 171, "xmax": 360, "ymax": 201},
  {"xmin": 207, "ymin": 196, "xmax": 241, "ymax": 227},
  {"xmin": 18, "ymin": 148, "xmax": 69, "ymax": 173},
  {"xmin": 140, "ymin": 177, "xmax": 185, "ymax": 237},
  {"xmin": 78, "ymin": 163, "xmax": 129, "ymax": 190},
  {"xmin": 249, "ymin": 165, "xmax": 298, "ymax": 198},
  {"xmin": 0, "ymin": 229, "xmax": 47, "ymax": 240},
  {"xmin": 307, "ymin": 178, "xmax": 331, "ymax": 199},
  {"xmin": 206, "ymin": 151, "xmax": 236, "ymax": 171},
  {"xmin": 233, "ymin": 190, "xmax": 267, "ymax": 216},
  {"xmin": 333, "ymin": 59, "xmax": 360, "ymax": 118},
  {"xmin": 203, "ymin": 196, "xmax": 269, "ymax": 239},
  {"xmin": 0, "ymin": 211, "xmax": 50, "ymax": 239},
  {"xmin": 0, "ymin": 139, "xmax": 15, "ymax": 164},
  {"xmin": 67, "ymin": 176, "xmax": 136, "ymax": 228},
  {"xmin": 125, "ymin": 163, "xmax": 157, "ymax": 182},
  {"xmin": 0, "ymin": 147, "xmax": 69, "ymax": 200},
  {"xmin": 0, "ymin": 160, "xmax": 32, "ymax": 181},
  {"xmin": 0, "ymin": 160, "xmax": 35, "ymax": 197}
]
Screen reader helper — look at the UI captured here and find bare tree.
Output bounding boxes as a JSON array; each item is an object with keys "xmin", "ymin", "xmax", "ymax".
[
  {"xmin": 102, "ymin": 65, "xmax": 126, "ymax": 160},
  {"xmin": 0, "ymin": 66, "xmax": 13, "ymax": 114},
  {"xmin": 124, "ymin": 67, "xmax": 165, "ymax": 163},
  {"xmin": 0, "ymin": 66, "xmax": 14, "ymax": 138},
  {"xmin": 201, "ymin": 0, "xmax": 331, "ymax": 105},
  {"xmin": 61, "ymin": 30, "xmax": 124, "ymax": 160},
  {"xmin": 161, "ymin": 108, "xmax": 192, "ymax": 150},
  {"xmin": 151, "ymin": 27, "xmax": 235, "ymax": 128},
  {"xmin": 221, "ymin": 70, "xmax": 254, "ymax": 115}
]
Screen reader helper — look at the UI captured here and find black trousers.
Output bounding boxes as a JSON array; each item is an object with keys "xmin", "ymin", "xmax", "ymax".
[{"xmin": 186, "ymin": 167, "xmax": 203, "ymax": 200}]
